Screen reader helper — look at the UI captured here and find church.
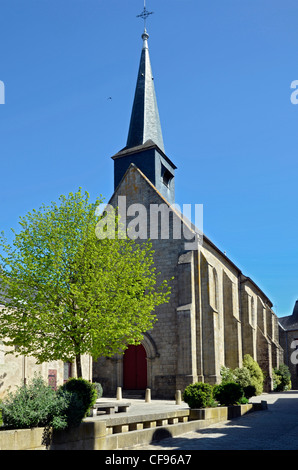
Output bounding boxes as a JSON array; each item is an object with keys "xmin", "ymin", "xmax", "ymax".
[
  {"xmin": 92, "ymin": 24, "xmax": 283, "ymax": 398},
  {"xmin": 0, "ymin": 17, "xmax": 283, "ymax": 400},
  {"xmin": 279, "ymin": 300, "xmax": 298, "ymax": 389}
]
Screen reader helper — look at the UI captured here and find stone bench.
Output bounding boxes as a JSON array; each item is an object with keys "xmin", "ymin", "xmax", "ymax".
[
  {"xmin": 91, "ymin": 401, "xmax": 131, "ymax": 417},
  {"xmin": 94, "ymin": 409, "xmax": 190, "ymax": 434}
]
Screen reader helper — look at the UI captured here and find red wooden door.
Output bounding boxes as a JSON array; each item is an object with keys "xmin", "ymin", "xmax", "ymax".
[{"xmin": 123, "ymin": 344, "xmax": 147, "ymax": 390}]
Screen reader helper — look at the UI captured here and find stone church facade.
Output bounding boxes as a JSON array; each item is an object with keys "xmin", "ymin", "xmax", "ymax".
[
  {"xmin": 0, "ymin": 26, "xmax": 283, "ymax": 400},
  {"xmin": 93, "ymin": 29, "xmax": 283, "ymax": 398},
  {"xmin": 279, "ymin": 301, "xmax": 298, "ymax": 389}
]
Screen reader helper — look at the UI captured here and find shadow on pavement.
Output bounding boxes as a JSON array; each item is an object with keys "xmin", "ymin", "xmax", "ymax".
[{"xmin": 147, "ymin": 394, "xmax": 298, "ymax": 450}]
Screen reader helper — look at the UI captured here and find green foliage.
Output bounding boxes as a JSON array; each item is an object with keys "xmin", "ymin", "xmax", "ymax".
[
  {"xmin": 243, "ymin": 385, "xmax": 256, "ymax": 399},
  {"xmin": 56, "ymin": 388, "xmax": 86, "ymax": 429},
  {"xmin": 237, "ymin": 396, "xmax": 249, "ymax": 404},
  {"xmin": 92, "ymin": 382, "xmax": 103, "ymax": 399},
  {"xmin": 220, "ymin": 357, "xmax": 264, "ymax": 397},
  {"xmin": 61, "ymin": 378, "xmax": 97, "ymax": 419},
  {"xmin": 233, "ymin": 367, "xmax": 251, "ymax": 388},
  {"xmin": 183, "ymin": 382, "xmax": 215, "ymax": 409},
  {"xmin": 273, "ymin": 364, "xmax": 291, "ymax": 391},
  {"xmin": 0, "ymin": 375, "xmax": 70, "ymax": 430},
  {"xmin": 0, "ymin": 190, "xmax": 171, "ymax": 375},
  {"xmin": 220, "ymin": 365, "xmax": 256, "ymax": 398},
  {"xmin": 213, "ymin": 382, "xmax": 244, "ymax": 406},
  {"xmin": 220, "ymin": 366, "xmax": 236, "ymax": 384},
  {"xmin": 0, "ymin": 375, "xmax": 99, "ymax": 431},
  {"xmin": 243, "ymin": 354, "xmax": 264, "ymax": 395}
]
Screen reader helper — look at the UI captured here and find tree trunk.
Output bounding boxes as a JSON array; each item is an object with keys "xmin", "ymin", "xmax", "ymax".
[{"xmin": 75, "ymin": 354, "xmax": 83, "ymax": 378}]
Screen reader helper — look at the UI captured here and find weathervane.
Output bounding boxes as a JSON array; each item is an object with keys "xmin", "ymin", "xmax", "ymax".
[{"xmin": 137, "ymin": 0, "xmax": 154, "ymax": 30}]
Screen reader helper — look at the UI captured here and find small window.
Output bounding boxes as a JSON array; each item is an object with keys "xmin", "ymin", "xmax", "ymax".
[
  {"xmin": 64, "ymin": 362, "xmax": 72, "ymax": 383},
  {"xmin": 48, "ymin": 369, "xmax": 57, "ymax": 390},
  {"xmin": 161, "ymin": 164, "xmax": 173, "ymax": 187}
]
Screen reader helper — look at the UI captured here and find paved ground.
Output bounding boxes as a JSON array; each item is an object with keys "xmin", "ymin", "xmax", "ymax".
[
  {"xmin": 87, "ymin": 396, "xmax": 190, "ymax": 421},
  {"xmin": 122, "ymin": 391, "xmax": 298, "ymax": 450},
  {"xmin": 92, "ymin": 391, "xmax": 298, "ymax": 450}
]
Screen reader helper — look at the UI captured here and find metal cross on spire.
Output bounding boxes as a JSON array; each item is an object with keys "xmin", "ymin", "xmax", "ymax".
[{"xmin": 137, "ymin": 0, "xmax": 154, "ymax": 30}]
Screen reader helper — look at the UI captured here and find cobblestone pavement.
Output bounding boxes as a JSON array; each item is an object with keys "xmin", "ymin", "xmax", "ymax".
[{"xmin": 129, "ymin": 391, "xmax": 298, "ymax": 450}]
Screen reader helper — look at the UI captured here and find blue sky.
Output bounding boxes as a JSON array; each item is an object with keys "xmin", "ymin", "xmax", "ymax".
[{"xmin": 0, "ymin": 0, "xmax": 297, "ymax": 317}]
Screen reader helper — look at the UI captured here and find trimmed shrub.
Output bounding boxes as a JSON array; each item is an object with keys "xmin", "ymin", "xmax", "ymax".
[
  {"xmin": 243, "ymin": 384, "xmax": 256, "ymax": 399},
  {"xmin": 220, "ymin": 366, "xmax": 236, "ymax": 384},
  {"xmin": 237, "ymin": 396, "xmax": 249, "ymax": 404},
  {"xmin": 61, "ymin": 377, "xmax": 97, "ymax": 419},
  {"xmin": 243, "ymin": 354, "xmax": 264, "ymax": 395},
  {"xmin": 273, "ymin": 364, "xmax": 291, "ymax": 391},
  {"xmin": 57, "ymin": 388, "xmax": 86, "ymax": 429},
  {"xmin": 92, "ymin": 382, "xmax": 103, "ymax": 399},
  {"xmin": 233, "ymin": 367, "xmax": 251, "ymax": 388},
  {"xmin": 183, "ymin": 382, "xmax": 214, "ymax": 409},
  {"xmin": 213, "ymin": 382, "xmax": 244, "ymax": 406}
]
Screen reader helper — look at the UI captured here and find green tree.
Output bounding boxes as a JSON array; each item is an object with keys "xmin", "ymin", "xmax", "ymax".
[{"xmin": 0, "ymin": 190, "xmax": 171, "ymax": 377}]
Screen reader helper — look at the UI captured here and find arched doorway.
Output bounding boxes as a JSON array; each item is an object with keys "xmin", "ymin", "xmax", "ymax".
[{"xmin": 123, "ymin": 344, "xmax": 147, "ymax": 390}]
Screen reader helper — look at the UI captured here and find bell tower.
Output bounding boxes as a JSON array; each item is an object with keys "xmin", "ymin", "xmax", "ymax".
[{"xmin": 112, "ymin": 6, "xmax": 176, "ymax": 204}]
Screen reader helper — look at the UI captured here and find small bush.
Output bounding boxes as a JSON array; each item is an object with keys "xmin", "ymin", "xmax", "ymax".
[
  {"xmin": 273, "ymin": 364, "xmax": 291, "ymax": 391},
  {"xmin": 243, "ymin": 354, "xmax": 264, "ymax": 395},
  {"xmin": 92, "ymin": 382, "xmax": 103, "ymax": 399},
  {"xmin": 1, "ymin": 376, "xmax": 100, "ymax": 432},
  {"xmin": 237, "ymin": 396, "xmax": 249, "ymax": 404},
  {"xmin": 57, "ymin": 389, "xmax": 86, "ymax": 429},
  {"xmin": 61, "ymin": 378, "xmax": 97, "ymax": 419},
  {"xmin": 213, "ymin": 382, "xmax": 244, "ymax": 406},
  {"xmin": 0, "ymin": 374, "xmax": 70, "ymax": 430},
  {"xmin": 220, "ymin": 366, "xmax": 236, "ymax": 384},
  {"xmin": 183, "ymin": 382, "xmax": 214, "ymax": 409},
  {"xmin": 243, "ymin": 384, "xmax": 256, "ymax": 399},
  {"xmin": 233, "ymin": 367, "xmax": 252, "ymax": 388}
]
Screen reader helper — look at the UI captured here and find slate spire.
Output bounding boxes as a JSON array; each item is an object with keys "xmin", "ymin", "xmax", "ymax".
[{"xmin": 126, "ymin": 29, "xmax": 165, "ymax": 153}]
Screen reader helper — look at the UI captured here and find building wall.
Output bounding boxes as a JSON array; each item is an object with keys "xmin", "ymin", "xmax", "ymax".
[
  {"xmin": 279, "ymin": 327, "xmax": 298, "ymax": 389},
  {"xmin": 93, "ymin": 165, "xmax": 283, "ymax": 398},
  {"xmin": 0, "ymin": 306, "xmax": 92, "ymax": 399}
]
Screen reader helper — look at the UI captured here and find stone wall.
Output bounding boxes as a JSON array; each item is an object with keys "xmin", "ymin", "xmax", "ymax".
[
  {"xmin": 0, "ymin": 403, "xmax": 263, "ymax": 450},
  {"xmin": 93, "ymin": 165, "xmax": 283, "ymax": 397},
  {"xmin": 0, "ymin": 304, "xmax": 92, "ymax": 398},
  {"xmin": 279, "ymin": 326, "xmax": 298, "ymax": 389}
]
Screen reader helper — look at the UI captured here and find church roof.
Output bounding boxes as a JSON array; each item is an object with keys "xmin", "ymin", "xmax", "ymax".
[
  {"xmin": 126, "ymin": 29, "xmax": 165, "ymax": 153},
  {"xmin": 111, "ymin": 138, "xmax": 177, "ymax": 169},
  {"xmin": 279, "ymin": 300, "xmax": 298, "ymax": 330}
]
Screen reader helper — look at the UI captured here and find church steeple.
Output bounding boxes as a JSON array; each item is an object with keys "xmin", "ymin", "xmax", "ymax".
[
  {"xmin": 112, "ymin": 7, "xmax": 177, "ymax": 204},
  {"xmin": 126, "ymin": 29, "xmax": 165, "ymax": 153}
]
